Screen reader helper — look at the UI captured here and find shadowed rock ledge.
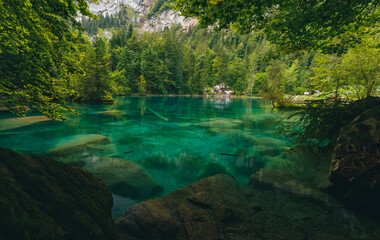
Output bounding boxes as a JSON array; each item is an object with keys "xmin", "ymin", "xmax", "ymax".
[{"xmin": 0, "ymin": 148, "xmax": 117, "ymax": 240}]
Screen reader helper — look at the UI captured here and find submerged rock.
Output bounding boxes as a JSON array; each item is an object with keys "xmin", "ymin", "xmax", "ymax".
[
  {"xmin": 0, "ymin": 148, "xmax": 116, "ymax": 240},
  {"xmin": 194, "ymin": 118, "xmax": 244, "ymax": 129},
  {"xmin": 96, "ymin": 110, "xmax": 124, "ymax": 115},
  {"xmin": 46, "ymin": 134, "xmax": 115, "ymax": 159},
  {"xmin": 83, "ymin": 157, "xmax": 163, "ymax": 199},
  {"xmin": 116, "ymin": 174, "xmax": 362, "ymax": 240},
  {"xmin": 0, "ymin": 116, "xmax": 51, "ymax": 131},
  {"xmin": 250, "ymin": 169, "xmax": 338, "ymax": 207},
  {"xmin": 116, "ymin": 174, "xmax": 249, "ymax": 240},
  {"xmin": 282, "ymin": 144, "xmax": 332, "ymax": 189},
  {"xmin": 329, "ymin": 106, "xmax": 380, "ymax": 212}
]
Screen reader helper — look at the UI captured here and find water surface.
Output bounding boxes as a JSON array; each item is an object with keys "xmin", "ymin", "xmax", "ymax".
[{"xmin": 0, "ymin": 96, "xmax": 330, "ymax": 217}]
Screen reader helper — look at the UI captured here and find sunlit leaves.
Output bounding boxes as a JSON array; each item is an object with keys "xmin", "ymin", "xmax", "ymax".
[
  {"xmin": 0, "ymin": 0, "xmax": 95, "ymax": 119},
  {"xmin": 174, "ymin": 0, "xmax": 379, "ymax": 54}
]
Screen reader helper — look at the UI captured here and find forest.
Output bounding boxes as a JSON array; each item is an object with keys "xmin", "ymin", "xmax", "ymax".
[
  {"xmin": 1, "ymin": 0, "xmax": 379, "ymax": 120},
  {"xmin": 1, "ymin": 1, "xmax": 380, "ymax": 239}
]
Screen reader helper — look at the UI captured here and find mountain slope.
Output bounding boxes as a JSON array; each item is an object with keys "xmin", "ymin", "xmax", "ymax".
[{"xmin": 83, "ymin": 0, "xmax": 197, "ymax": 33}]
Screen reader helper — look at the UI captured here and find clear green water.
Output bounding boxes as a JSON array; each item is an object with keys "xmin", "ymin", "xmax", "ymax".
[{"xmin": 0, "ymin": 96, "xmax": 329, "ymax": 218}]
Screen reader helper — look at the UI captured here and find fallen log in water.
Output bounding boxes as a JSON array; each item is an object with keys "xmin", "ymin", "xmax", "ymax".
[{"xmin": 146, "ymin": 106, "xmax": 169, "ymax": 121}]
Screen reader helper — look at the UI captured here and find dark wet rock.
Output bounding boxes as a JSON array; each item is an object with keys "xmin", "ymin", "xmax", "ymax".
[
  {"xmin": 329, "ymin": 106, "xmax": 380, "ymax": 212},
  {"xmin": 83, "ymin": 157, "xmax": 163, "ymax": 199},
  {"xmin": 0, "ymin": 148, "xmax": 116, "ymax": 240},
  {"xmin": 115, "ymin": 174, "xmax": 365, "ymax": 240},
  {"xmin": 250, "ymin": 169, "xmax": 339, "ymax": 207}
]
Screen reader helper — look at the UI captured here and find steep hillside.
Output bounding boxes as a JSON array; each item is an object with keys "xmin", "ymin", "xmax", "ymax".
[{"xmin": 82, "ymin": 0, "xmax": 197, "ymax": 34}]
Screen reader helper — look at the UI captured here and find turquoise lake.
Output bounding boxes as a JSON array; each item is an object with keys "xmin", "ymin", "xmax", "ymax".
[{"xmin": 0, "ymin": 96, "xmax": 333, "ymax": 218}]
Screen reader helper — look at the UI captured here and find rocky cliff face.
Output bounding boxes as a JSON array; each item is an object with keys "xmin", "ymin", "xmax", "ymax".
[
  {"xmin": 87, "ymin": 0, "xmax": 153, "ymax": 16},
  {"xmin": 140, "ymin": 9, "xmax": 198, "ymax": 32},
  {"xmin": 85, "ymin": 0, "xmax": 198, "ymax": 32}
]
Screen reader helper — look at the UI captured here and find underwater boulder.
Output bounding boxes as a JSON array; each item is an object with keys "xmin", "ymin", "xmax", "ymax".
[
  {"xmin": 116, "ymin": 174, "xmax": 251, "ymax": 240},
  {"xmin": 250, "ymin": 169, "xmax": 338, "ymax": 207},
  {"xmin": 0, "ymin": 116, "xmax": 51, "ymax": 131},
  {"xmin": 46, "ymin": 134, "xmax": 115, "ymax": 160},
  {"xmin": 194, "ymin": 118, "xmax": 244, "ymax": 129},
  {"xmin": 0, "ymin": 148, "xmax": 116, "ymax": 240},
  {"xmin": 116, "ymin": 174, "xmax": 357, "ymax": 240},
  {"xmin": 329, "ymin": 106, "xmax": 380, "ymax": 212},
  {"xmin": 83, "ymin": 157, "xmax": 163, "ymax": 199}
]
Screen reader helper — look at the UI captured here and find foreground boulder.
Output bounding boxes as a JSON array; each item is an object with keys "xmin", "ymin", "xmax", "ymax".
[
  {"xmin": 0, "ymin": 148, "xmax": 116, "ymax": 240},
  {"xmin": 116, "ymin": 174, "xmax": 359, "ymax": 240},
  {"xmin": 83, "ymin": 157, "xmax": 163, "ymax": 199},
  {"xmin": 329, "ymin": 106, "xmax": 380, "ymax": 212}
]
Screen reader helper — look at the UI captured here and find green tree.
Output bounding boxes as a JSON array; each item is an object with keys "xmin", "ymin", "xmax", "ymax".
[
  {"xmin": 117, "ymin": 46, "xmax": 138, "ymax": 92},
  {"xmin": 78, "ymin": 36, "xmax": 111, "ymax": 102},
  {"xmin": 263, "ymin": 59, "xmax": 286, "ymax": 107},
  {"xmin": 0, "ymin": 0, "xmax": 96, "ymax": 119},
  {"xmin": 140, "ymin": 47, "xmax": 164, "ymax": 94},
  {"xmin": 340, "ymin": 37, "xmax": 380, "ymax": 99}
]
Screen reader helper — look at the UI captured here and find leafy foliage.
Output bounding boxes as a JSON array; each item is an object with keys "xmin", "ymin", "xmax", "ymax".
[
  {"xmin": 174, "ymin": 0, "xmax": 379, "ymax": 54},
  {"xmin": 279, "ymin": 97, "xmax": 380, "ymax": 144},
  {"xmin": 0, "ymin": 0, "xmax": 96, "ymax": 119},
  {"xmin": 77, "ymin": 36, "xmax": 111, "ymax": 103}
]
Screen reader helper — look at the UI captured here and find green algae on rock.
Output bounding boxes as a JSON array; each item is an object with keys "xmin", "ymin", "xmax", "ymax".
[
  {"xmin": 83, "ymin": 157, "xmax": 164, "ymax": 199},
  {"xmin": 0, "ymin": 148, "xmax": 116, "ymax": 240}
]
